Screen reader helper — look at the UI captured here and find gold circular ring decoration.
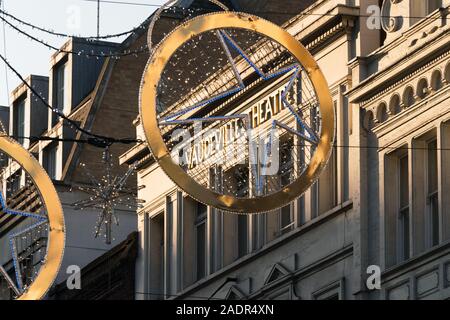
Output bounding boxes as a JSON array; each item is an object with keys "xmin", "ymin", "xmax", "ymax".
[
  {"xmin": 140, "ymin": 12, "xmax": 334, "ymax": 213},
  {"xmin": 0, "ymin": 134, "xmax": 65, "ymax": 300}
]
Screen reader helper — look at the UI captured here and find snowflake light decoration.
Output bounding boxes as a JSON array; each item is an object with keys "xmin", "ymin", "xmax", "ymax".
[{"xmin": 71, "ymin": 148, "xmax": 143, "ymax": 244}]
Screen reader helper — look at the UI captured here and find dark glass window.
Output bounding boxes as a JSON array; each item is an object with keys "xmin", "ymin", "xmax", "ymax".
[
  {"xmin": 196, "ymin": 202, "xmax": 207, "ymax": 280},
  {"xmin": 427, "ymin": 140, "xmax": 439, "ymax": 246},
  {"xmin": 399, "ymin": 155, "xmax": 410, "ymax": 261},
  {"xmin": 43, "ymin": 143, "xmax": 58, "ymax": 179},
  {"xmin": 52, "ymin": 61, "xmax": 67, "ymax": 126},
  {"xmin": 14, "ymin": 97, "xmax": 26, "ymax": 145}
]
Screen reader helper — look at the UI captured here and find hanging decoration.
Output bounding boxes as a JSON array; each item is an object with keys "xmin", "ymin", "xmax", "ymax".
[
  {"xmin": 139, "ymin": 10, "xmax": 335, "ymax": 213},
  {"xmin": 0, "ymin": 131, "xmax": 65, "ymax": 300},
  {"xmin": 71, "ymin": 148, "xmax": 143, "ymax": 245}
]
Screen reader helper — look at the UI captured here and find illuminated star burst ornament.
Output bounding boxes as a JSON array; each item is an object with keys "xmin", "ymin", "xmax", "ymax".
[{"xmin": 72, "ymin": 148, "xmax": 143, "ymax": 244}]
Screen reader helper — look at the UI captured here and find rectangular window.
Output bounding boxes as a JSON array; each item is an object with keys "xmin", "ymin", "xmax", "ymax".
[
  {"xmin": 6, "ymin": 171, "xmax": 22, "ymax": 198},
  {"xmin": 398, "ymin": 155, "xmax": 410, "ymax": 262},
  {"xmin": 43, "ymin": 143, "xmax": 58, "ymax": 180},
  {"xmin": 237, "ymin": 215, "xmax": 248, "ymax": 258},
  {"xmin": 427, "ymin": 139, "xmax": 439, "ymax": 246},
  {"xmin": 195, "ymin": 202, "xmax": 207, "ymax": 280},
  {"xmin": 13, "ymin": 97, "xmax": 26, "ymax": 145},
  {"xmin": 279, "ymin": 136, "xmax": 295, "ymax": 234},
  {"xmin": 148, "ymin": 213, "xmax": 164, "ymax": 300},
  {"xmin": 410, "ymin": 0, "xmax": 441, "ymax": 26},
  {"xmin": 312, "ymin": 280, "xmax": 344, "ymax": 300},
  {"xmin": 52, "ymin": 60, "xmax": 68, "ymax": 126}
]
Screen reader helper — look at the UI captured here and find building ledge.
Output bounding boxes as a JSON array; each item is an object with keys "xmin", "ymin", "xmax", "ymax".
[
  {"xmin": 171, "ymin": 200, "xmax": 353, "ymax": 299},
  {"xmin": 382, "ymin": 239, "xmax": 450, "ymax": 283}
]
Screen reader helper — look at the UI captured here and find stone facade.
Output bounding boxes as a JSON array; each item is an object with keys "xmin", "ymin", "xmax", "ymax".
[{"xmin": 119, "ymin": 0, "xmax": 450, "ymax": 300}]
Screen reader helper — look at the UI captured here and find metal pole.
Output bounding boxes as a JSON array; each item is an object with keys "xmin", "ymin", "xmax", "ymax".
[{"xmin": 97, "ymin": 0, "xmax": 100, "ymax": 39}]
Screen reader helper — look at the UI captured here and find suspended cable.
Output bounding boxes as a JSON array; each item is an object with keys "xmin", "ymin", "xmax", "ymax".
[
  {"xmin": 0, "ymin": 0, "xmax": 9, "ymax": 106},
  {"xmin": 1, "ymin": 3, "xmax": 448, "ymax": 43},
  {"xmin": 81, "ymin": 0, "xmax": 162, "ymax": 7},
  {"xmin": 0, "ymin": 15, "xmax": 149, "ymax": 59},
  {"xmin": 0, "ymin": 51, "xmax": 142, "ymax": 147},
  {"xmin": 0, "ymin": 8, "xmax": 147, "ymax": 40}
]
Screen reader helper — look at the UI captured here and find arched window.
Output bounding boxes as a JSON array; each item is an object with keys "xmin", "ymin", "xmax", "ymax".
[
  {"xmin": 402, "ymin": 86, "xmax": 415, "ymax": 107},
  {"xmin": 377, "ymin": 102, "xmax": 388, "ymax": 123},
  {"xmin": 389, "ymin": 94, "xmax": 401, "ymax": 115},
  {"xmin": 416, "ymin": 78, "xmax": 429, "ymax": 99},
  {"xmin": 364, "ymin": 110, "xmax": 375, "ymax": 130},
  {"xmin": 445, "ymin": 63, "xmax": 450, "ymax": 84},
  {"xmin": 430, "ymin": 70, "xmax": 443, "ymax": 91}
]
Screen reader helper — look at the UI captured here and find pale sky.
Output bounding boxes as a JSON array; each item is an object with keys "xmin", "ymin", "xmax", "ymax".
[{"xmin": 0, "ymin": 0, "xmax": 165, "ymax": 106}]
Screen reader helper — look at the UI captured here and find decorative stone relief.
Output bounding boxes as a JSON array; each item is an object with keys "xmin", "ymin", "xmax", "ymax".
[{"xmin": 381, "ymin": 0, "xmax": 403, "ymax": 33}]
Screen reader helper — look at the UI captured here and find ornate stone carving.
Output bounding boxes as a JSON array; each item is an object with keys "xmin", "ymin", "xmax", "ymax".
[{"xmin": 381, "ymin": 0, "xmax": 402, "ymax": 33}]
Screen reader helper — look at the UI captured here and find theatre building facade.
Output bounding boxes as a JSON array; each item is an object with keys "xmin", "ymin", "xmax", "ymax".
[{"xmin": 120, "ymin": 0, "xmax": 450, "ymax": 300}]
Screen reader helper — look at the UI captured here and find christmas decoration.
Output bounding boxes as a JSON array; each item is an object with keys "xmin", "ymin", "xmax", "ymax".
[
  {"xmin": 71, "ymin": 148, "xmax": 143, "ymax": 245},
  {"xmin": 140, "ymin": 11, "xmax": 335, "ymax": 214},
  {"xmin": 0, "ymin": 133, "xmax": 65, "ymax": 300}
]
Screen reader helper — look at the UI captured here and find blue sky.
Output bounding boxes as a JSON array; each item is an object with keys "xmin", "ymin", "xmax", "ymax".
[{"xmin": 0, "ymin": 0, "xmax": 165, "ymax": 106}]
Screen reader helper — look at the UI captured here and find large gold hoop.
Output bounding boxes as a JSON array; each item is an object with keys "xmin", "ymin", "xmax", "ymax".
[
  {"xmin": 140, "ymin": 12, "xmax": 334, "ymax": 213},
  {"xmin": 0, "ymin": 135, "xmax": 65, "ymax": 300}
]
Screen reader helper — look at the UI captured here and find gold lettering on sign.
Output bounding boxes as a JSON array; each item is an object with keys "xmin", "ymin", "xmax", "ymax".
[
  {"xmin": 248, "ymin": 88, "xmax": 285, "ymax": 129},
  {"xmin": 186, "ymin": 85, "xmax": 290, "ymax": 170}
]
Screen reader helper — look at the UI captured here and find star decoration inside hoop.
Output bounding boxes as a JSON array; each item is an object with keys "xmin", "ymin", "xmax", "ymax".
[
  {"xmin": 0, "ymin": 190, "xmax": 47, "ymax": 296},
  {"xmin": 160, "ymin": 29, "xmax": 319, "ymax": 146}
]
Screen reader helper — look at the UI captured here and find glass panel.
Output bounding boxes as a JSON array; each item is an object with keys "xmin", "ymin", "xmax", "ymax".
[
  {"xmin": 15, "ymin": 99, "xmax": 25, "ymax": 145},
  {"xmin": 427, "ymin": 140, "xmax": 439, "ymax": 246},
  {"xmin": 280, "ymin": 205, "xmax": 293, "ymax": 235},
  {"xmin": 400, "ymin": 208, "xmax": 410, "ymax": 261},
  {"xmin": 43, "ymin": 144, "xmax": 57, "ymax": 179},
  {"xmin": 237, "ymin": 215, "xmax": 248, "ymax": 258},
  {"xmin": 430, "ymin": 193, "xmax": 439, "ymax": 246},
  {"xmin": 398, "ymin": 154, "xmax": 409, "ymax": 262},
  {"xmin": 53, "ymin": 63, "xmax": 66, "ymax": 126},
  {"xmin": 428, "ymin": 140, "xmax": 438, "ymax": 193},
  {"xmin": 399, "ymin": 155, "xmax": 409, "ymax": 208},
  {"xmin": 196, "ymin": 202, "xmax": 207, "ymax": 218},
  {"xmin": 196, "ymin": 222, "xmax": 206, "ymax": 280}
]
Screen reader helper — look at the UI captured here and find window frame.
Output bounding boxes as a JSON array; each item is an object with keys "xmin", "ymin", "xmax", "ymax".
[
  {"xmin": 194, "ymin": 202, "xmax": 207, "ymax": 281},
  {"xmin": 426, "ymin": 138, "xmax": 439, "ymax": 247},
  {"xmin": 397, "ymin": 153, "xmax": 410, "ymax": 263}
]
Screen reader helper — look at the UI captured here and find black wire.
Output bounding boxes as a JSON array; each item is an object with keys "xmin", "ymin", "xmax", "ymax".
[
  {"xmin": 0, "ymin": 51, "xmax": 142, "ymax": 147},
  {"xmin": 18, "ymin": 136, "xmax": 143, "ymax": 145},
  {"xmin": 81, "ymin": 0, "xmax": 162, "ymax": 7},
  {"xmin": 2, "ymin": 2, "xmax": 448, "ymax": 43},
  {"xmin": 0, "ymin": 8, "xmax": 145, "ymax": 40},
  {"xmin": 0, "ymin": 15, "xmax": 149, "ymax": 58},
  {"xmin": 80, "ymin": 0, "xmax": 450, "ymax": 22},
  {"xmin": 14, "ymin": 136, "xmax": 450, "ymax": 152}
]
